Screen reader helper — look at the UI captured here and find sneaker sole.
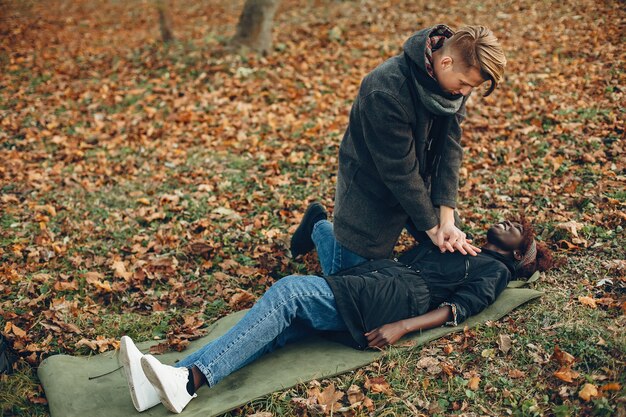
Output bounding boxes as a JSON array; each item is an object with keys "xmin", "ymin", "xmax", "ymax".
[
  {"xmin": 120, "ymin": 337, "xmax": 144, "ymax": 412},
  {"xmin": 141, "ymin": 357, "xmax": 184, "ymax": 414},
  {"xmin": 120, "ymin": 337, "xmax": 159, "ymax": 412}
]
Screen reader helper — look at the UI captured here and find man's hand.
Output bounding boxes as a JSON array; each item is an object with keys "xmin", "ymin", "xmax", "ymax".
[
  {"xmin": 365, "ymin": 322, "xmax": 407, "ymax": 349},
  {"xmin": 437, "ymin": 222, "xmax": 481, "ymax": 256},
  {"xmin": 426, "ymin": 224, "xmax": 440, "ymax": 246}
]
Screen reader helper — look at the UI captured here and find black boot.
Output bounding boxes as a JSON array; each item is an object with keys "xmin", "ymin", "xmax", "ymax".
[{"xmin": 290, "ymin": 202, "xmax": 328, "ymax": 257}]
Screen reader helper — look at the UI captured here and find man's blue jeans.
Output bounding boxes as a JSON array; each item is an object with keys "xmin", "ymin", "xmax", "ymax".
[
  {"xmin": 311, "ymin": 220, "xmax": 368, "ymax": 275},
  {"xmin": 174, "ymin": 275, "xmax": 347, "ymax": 386}
]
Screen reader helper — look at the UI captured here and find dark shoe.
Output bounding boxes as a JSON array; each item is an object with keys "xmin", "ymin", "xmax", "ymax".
[{"xmin": 290, "ymin": 202, "xmax": 327, "ymax": 257}]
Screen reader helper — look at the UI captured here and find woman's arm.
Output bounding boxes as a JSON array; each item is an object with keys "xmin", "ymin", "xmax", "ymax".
[{"xmin": 364, "ymin": 305, "xmax": 452, "ymax": 349}]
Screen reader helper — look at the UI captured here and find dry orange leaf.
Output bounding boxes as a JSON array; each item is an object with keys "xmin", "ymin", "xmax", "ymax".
[
  {"xmin": 467, "ymin": 376, "xmax": 481, "ymax": 390},
  {"xmin": 552, "ymin": 346, "xmax": 576, "ymax": 366},
  {"xmin": 365, "ymin": 376, "xmax": 393, "ymax": 395},
  {"xmin": 34, "ymin": 204, "xmax": 56, "ymax": 217},
  {"xmin": 508, "ymin": 369, "xmax": 526, "ymax": 379},
  {"xmin": 8, "ymin": 322, "xmax": 27, "ymax": 338},
  {"xmin": 600, "ymin": 382, "xmax": 621, "ymax": 392},
  {"xmin": 346, "ymin": 384, "xmax": 364, "ymax": 405},
  {"xmin": 362, "ymin": 396, "xmax": 375, "ymax": 412},
  {"xmin": 578, "ymin": 383, "xmax": 599, "ymax": 401},
  {"xmin": 578, "ymin": 296, "xmax": 597, "ymax": 309},
  {"xmin": 112, "ymin": 260, "xmax": 132, "ymax": 281},
  {"xmin": 316, "ymin": 383, "xmax": 344, "ymax": 413},
  {"xmin": 136, "ymin": 197, "xmax": 151, "ymax": 205},
  {"xmin": 553, "ymin": 366, "xmax": 580, "ymax": 383},
  {"xmin": 53, "ymin": 280, "xmax": 79, "ymax": 291},
  {"xmin": 75, "ymin": 338, "xmax": 98, "ymax": 350},
  {"xmin": 228, "ymin": 289, "xmax": 256, "ymax": 308},
  {"xmin": 85, "ymin": 272, "xmax": 112, "ymax": 293}
]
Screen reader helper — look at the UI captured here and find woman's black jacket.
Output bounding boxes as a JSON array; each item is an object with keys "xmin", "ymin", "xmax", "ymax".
[{"xmin": 323, "ymin": 243, "xmax": 517, "ymax": 349}]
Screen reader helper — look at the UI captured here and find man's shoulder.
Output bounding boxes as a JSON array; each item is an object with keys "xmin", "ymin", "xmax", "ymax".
[{"xmin": 360, "ymin": 54, "xmax": 409, "ymax": 99}]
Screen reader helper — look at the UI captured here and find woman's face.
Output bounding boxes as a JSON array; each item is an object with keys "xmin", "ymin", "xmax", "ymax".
[{"xmin": 486, "ymin": 220, "xmax": 524, "ymax": 251}]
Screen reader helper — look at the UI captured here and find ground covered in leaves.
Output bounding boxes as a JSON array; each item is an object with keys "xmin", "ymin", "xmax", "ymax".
[{"xmin": 1, "ymin": 0, "xmax": 624, "ymax": 416}]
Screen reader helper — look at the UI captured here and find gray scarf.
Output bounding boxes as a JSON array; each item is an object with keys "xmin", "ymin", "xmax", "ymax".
[{"xmin": 413, "ymin": 78, "xmax": 463, "ymax": 116}]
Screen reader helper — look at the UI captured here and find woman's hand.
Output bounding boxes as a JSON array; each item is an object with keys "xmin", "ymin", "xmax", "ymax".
[{"xmin": 365, "ymin": 322, "xmax": 407, "ymax": 349}]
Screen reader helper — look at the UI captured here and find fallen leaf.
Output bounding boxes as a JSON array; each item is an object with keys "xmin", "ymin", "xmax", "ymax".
[
  {"xmin": 149, "ymin": 342, "xmax": 169, "ymax": 355},
  {"xmin": 365, "ymin": 376, "xmax": 393, "ymax": 395},
  {"xmin": 468, "ymin": 376, "xmax": 481, "ymax": 390},
  {"xmin": 347, "ymin": 384, "xmax": 364, "ymax": 404},
  {"xmin": 600, "ymin": 382, "xmax": 621, "ymax": 392},
  {"xmin": 136, "ymin": 197, "xmax": 151, "ymax": 205},
  {"xmin": 555, "ymin": 221, "xmax": 584, "ymax": 238},
  {"xmin": 508, "ymin": 369, "xmax": 526, "ymax": 379},
  {"xmin": 228, "ymin": 289, "xmax": 256, "ymax": 308},
  {"xmin": 188, "ymin": 240, "xmax": 213, "ymax": 258},
  {"xmin": 578, "ymin": 383, "xmax": 599, "ymax": 401},
  {"xmin": 558, "ymin": 240, "xmax": 579, "ymax": 251},
  {"xmin": 481, "ymin": 348, "xmax": 496, "ymax": 358},
  {"xmin": 28, "ymin": 396, "xmax": 48, "ymax": 405},
  {"xmin": 75, "ymin": 338, "xmax": 97, "ymax": 350},
  {"xmin": 53, "ymin": 280, "xmax": 79, "ymax": 291},
  {"xmin": 34, "ymin": 204, "xmax": 56, "ymax": 217},
  {"xmin": 552, "ymin": 346, "xmax": 576, "ymax": 366},
  {"xmin": 554, "ymin": 366, "xmax": 580, "ymax": 383},
  {"xmin": 362, "ymin": 396, "xmax": 375, "ymax": 412},
  {"xmin": 316, "ymin": 383, "xmax": 344, "ymax": 413},
  {"xmin": 416, "ymin": 356, "xmax": 442, "ymax": 374},
  {"xmin": 145, "ymin": 211, "xmax": 166, "ymax": 222},
  {"xmin": 111, "ymin": 260, "xmax": 132, "ymax": 281},
  {"xmin": 85, "ymin": 271, "xmax": 112, "ymax": 293},
  {"xmin": 8, "ymin": 322, "xmax": 27, "ymax": 338},
  {"xmin": 498, "ymin": 334, "xmax": 512, "ymax": 354},
  {"xmin": 441, "ymin": 362, "xmax": 455, "ymax": 376},
  {"xmin": 578, "ymin": 296, "xmax": 597, "ymax": 309}
]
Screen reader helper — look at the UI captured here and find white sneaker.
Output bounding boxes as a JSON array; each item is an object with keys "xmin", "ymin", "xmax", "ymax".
[
  {"xmin": 119, "ymin": 336, "xmax": 161, "ymax": 412},
  {"xmin": 141, "ymin": 354, "xmax": 197, "ymax": 414}
]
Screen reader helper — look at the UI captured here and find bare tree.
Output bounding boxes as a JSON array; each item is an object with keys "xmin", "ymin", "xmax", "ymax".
[
  {"xmin": 155, "ymin": 0, "xmax": 174, "ymax": 43},
  {"xmin": 231, "ymin": 0, "xmax": 281, "ymax": 54}
]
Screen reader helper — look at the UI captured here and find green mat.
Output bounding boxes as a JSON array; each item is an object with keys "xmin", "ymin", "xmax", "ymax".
[{"xmin": 38, "ymin": 284, "xmax": 541, "ymax": 417}]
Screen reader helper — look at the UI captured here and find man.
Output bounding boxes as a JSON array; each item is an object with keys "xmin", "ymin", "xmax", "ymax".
[{"xmin": 292, "ymin": 25, "xmax": 507, "ymax": 273}]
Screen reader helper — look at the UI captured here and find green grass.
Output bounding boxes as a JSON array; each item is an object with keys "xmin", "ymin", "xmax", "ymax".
[{"xmin": 2, "ymin": 0, "xmax": 625, "ymax": 415}]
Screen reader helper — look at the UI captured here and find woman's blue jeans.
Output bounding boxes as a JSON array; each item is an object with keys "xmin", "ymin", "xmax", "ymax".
[
  {"xmin": 175, "ymin": 275, "xmax": 347, "ymax": 386},
  {"xmin": 311, "ymin": 220, "xmax": 368, "ymax": 275}
]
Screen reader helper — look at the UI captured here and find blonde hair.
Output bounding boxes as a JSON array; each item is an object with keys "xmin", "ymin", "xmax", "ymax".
[{"xmin": 444, "ymin": 26, "xmax": 506, "ymax": 96}]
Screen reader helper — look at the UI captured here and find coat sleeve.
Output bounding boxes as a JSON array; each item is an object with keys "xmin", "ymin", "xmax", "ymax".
[
  {"xmin": 430, "ymin": 96, "xmax": 467, "ymax": 209},
  {"xmin": 359, "ymin": 90, "xmax": 439, "ymax": 231},
  {"xmin": 439, "ymin": 265, "xmax": 509, "ymax": 326}
]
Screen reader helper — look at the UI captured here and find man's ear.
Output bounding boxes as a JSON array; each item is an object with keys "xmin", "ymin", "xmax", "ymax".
[
  {"xmin": 440, "ymin": 56, "xmax": 453, "ymax": 70},
  {"xmin": 513, "ymin": 250, "xmax": 523, "ymax": 261}
]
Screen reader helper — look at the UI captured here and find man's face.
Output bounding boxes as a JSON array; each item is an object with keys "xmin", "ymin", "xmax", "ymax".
[
  {"xmin": 433, "ymin": 56, "xmax": 485, "ymax": 96},
  {"xmin": 487, "ymin": 220, "xmax": 524, "ymax": 251}
]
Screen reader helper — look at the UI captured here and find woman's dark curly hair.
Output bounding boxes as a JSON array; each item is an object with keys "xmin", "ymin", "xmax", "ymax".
[{"xmin": 516, "ymin": 215, "xmax": 557, "ymax": 278}]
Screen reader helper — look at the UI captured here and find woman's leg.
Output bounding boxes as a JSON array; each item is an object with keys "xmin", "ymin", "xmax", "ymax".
[
  {"xmin": 175, "ymin": 275, "xmax": 346, "ymax": 387},
  {"xmin": 311, "ymin": 220, "xmax": 368, "ymax": 275}
]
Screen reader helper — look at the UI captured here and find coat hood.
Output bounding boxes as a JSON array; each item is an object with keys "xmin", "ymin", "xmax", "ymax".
[{"xmin": 402, "ymin": 24, "xmax": 454, "ymax": 75}]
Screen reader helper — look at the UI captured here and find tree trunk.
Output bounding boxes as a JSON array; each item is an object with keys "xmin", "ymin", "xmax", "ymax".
[
  {"xmin": 232, "ymin": 0, "xmax": 281, "ymax": 54},
  {"xmin": 156, "ymin": 0, "xmax": 174, "ymax": 43}
]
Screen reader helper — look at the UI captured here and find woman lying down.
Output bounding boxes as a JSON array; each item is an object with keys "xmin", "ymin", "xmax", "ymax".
[{"xmin": 120, "ymin": 216, "xmax": 554, "ymax": 414}]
